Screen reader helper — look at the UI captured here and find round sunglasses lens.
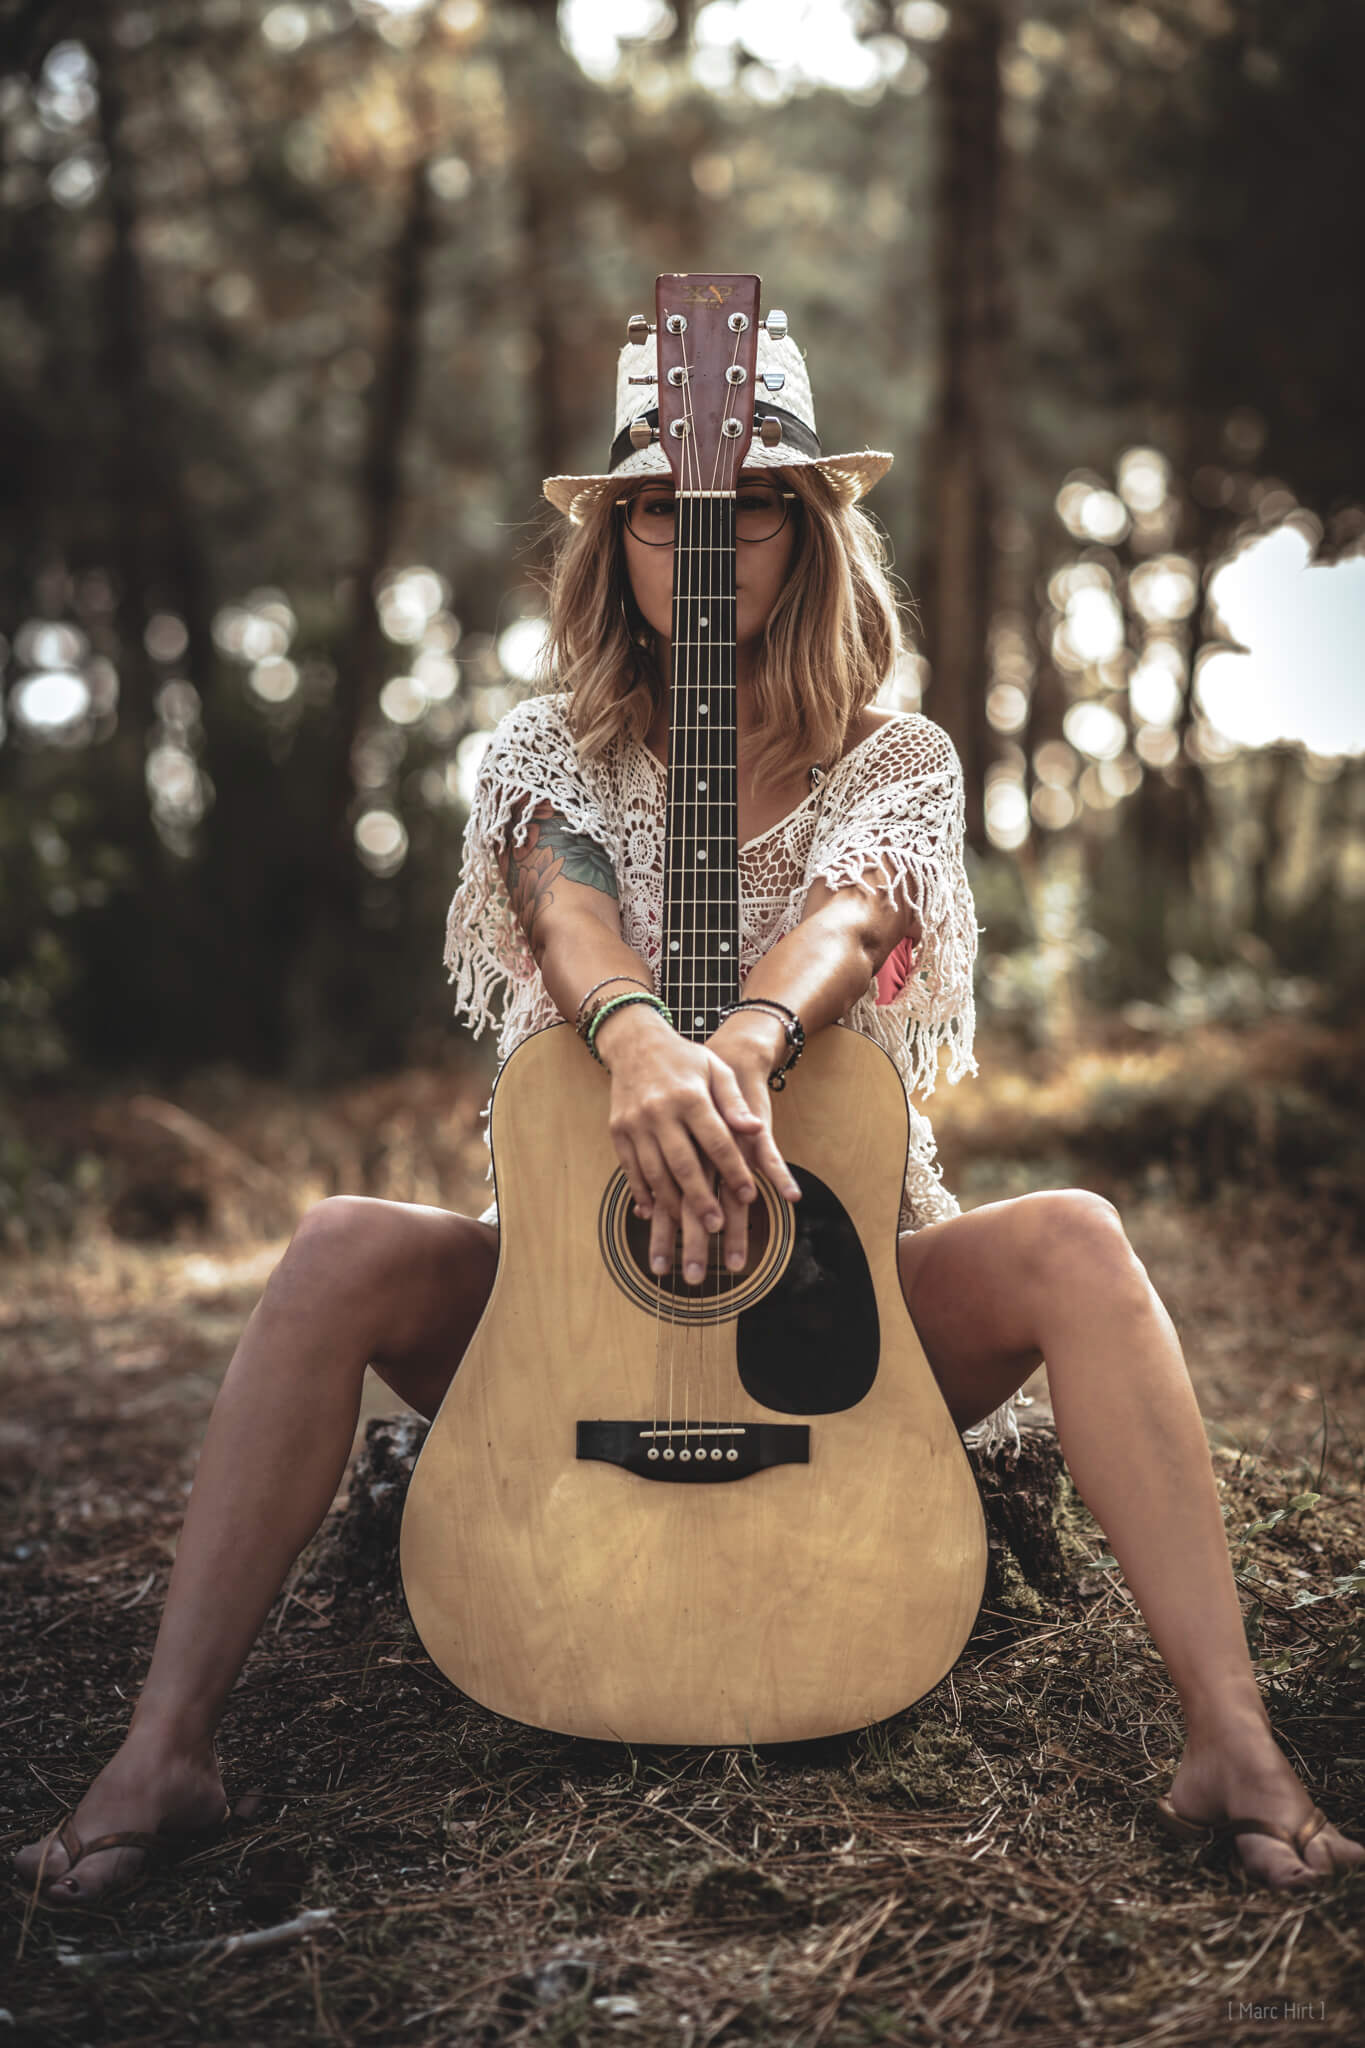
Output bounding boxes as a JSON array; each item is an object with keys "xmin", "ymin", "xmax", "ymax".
[
  {"xmin": 735, "ymin": 487, "xmax": 788, "ymax": 542},
  {"xmin": 625, "ymin": 493, "xmax": 676, "ymax": 544}
]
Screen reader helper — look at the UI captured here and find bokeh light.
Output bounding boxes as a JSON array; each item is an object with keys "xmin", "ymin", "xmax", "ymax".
[
  {"xmin": 1031, "ymin": 784, "xmax": 1077, "ymax": 831},
  {"xmin": 1128, "ymin": 639, "xmax": 1185, "ymax": 728},
  {"xmin": 379, "ymin": 675, "xmax": 428, "ymax": 725},
  {"xmin": 1129, "ymin": 554, "xmax": 1199, "ymax": 624},
  {"xmin": 145, "ymin": 613, "xmax": 189, "ymax": 663},
  {"xmin": 1063, "ymin": 699, "xmax": 1128, "ymax": 760},
  {"xmin": 249, "ymin": 656, "xmax": 300, "ymax": 704},
  {"xmin": 1055, "ymin": 478, "xmax": 1130, "ymax": 545},
  {"xmin": 496, "ymin": 616, "xmax": 550, "ymax": 685},
  {"xmin": 986, "ymin": 682, "xmax": 1029, "ymax": 733},
  {"xmin": 12, "ymin": 670, "xmax": 91, "ymax": 734},
  {"xmin": 984, "ymin": 776, "xmax": 1029, "ymax": 851},
  {"xmin": 354, "ymin": 807, "xmax": 409, "ymax": 876},
  {"xmin": 1116, "ymin": 447, "xmax": 1170, "ymax": 514},
  {"xmin": 377, "ymin": 567, "xmax": 449, "ymax": 646}
]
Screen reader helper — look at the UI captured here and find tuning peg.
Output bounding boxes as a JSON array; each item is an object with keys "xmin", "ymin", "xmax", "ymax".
[
  {"xmin": 760, "ymin": 371, "xmax": 786, "ymax": 392},
  {"xmin": 759, "ymin": 416, "xmax": 783, "ymax": 447},
  {"xmin": 626, "ymin": 313, "xmax": 652, "ymax": 344},
  {"xmin": 626, "ymin": 375, "xmax": 657, "ymax": 385},
  {"xmin": 628, "ymin": 418, "xmax": 657, "ymax": 450},
  {"xmin": 762, "ymin": 308, "xmax": 788, "ymax": 341}
]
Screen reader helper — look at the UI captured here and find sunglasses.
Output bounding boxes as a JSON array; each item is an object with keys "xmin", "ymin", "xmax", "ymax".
[{"xmin": 616, "ymin": 481, "xmax": 797, "ymax": 548}]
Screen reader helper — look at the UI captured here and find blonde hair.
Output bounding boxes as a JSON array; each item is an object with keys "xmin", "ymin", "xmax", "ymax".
[{"xmin": 542, "ymin": 468, "xmax": 907, "ymax": 787}]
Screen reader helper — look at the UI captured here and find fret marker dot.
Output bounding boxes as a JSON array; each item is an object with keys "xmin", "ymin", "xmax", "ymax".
[
  {"xmin": 670, "ymin": 940, "xmax": 680, "ymax": 953},
  {"xmin": 698, "ymin": 704, "xmax": 708, "ymax": 716},
  {"xmin": 698, "ymin": 849, "xmax": 707, "ymax": 862},
  {"xmin": 694, "ymin": 1013, "xmax": 705, "ymax": 1028},
  {"xmin": 699, "ymin": 617, "xmax": 709, "ymax": 629},
  {"xmin": 698, "ymin": 780, "xmax": 707, "ymax": 793},
  {"xmin": 720, "ymin": 941, "xmax": 731, "ymax": 953}
]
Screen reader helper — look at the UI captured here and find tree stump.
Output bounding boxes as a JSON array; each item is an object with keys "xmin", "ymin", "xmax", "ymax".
[{"xmin": 311, "ymin": 1415, "xmax": 1079, "ymax": 1634}]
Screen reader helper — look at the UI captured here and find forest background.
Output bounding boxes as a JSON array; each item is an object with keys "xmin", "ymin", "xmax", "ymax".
[{"xmin": 4, "ymin": 6, "xmax": 1365, "ymax": 2040}]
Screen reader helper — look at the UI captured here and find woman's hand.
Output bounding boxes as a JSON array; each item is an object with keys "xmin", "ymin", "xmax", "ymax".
[{"xmin": 597, "ymin": 1005, "xmax": 801, "ymax": 1285}]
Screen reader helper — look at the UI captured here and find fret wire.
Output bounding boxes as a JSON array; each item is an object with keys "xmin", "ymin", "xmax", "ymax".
[{"xmin": 663, "ymin": 490, "xmax": 741, "ymax": 1037}]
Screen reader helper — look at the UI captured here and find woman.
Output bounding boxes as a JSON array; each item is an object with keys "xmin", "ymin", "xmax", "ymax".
[{"xmin": 17, "ymin": 318, "xmax": 1359, "ymax": 1905}]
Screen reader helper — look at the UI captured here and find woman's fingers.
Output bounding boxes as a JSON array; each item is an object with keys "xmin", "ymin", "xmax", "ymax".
[
  {"xmin": 752, "ymin": 1124, "xmax": 801, "ymax": 1203},
  {"xmin": 708, "ymin": 1057, "xmax": 764, "ymax": 1134},
  {"xmin": 718, "ymin": 1182, "xmax": 750, "ymax": 1272},
  {"xmin": 612, "ymin": 1130, "xmax": 653, "ymax": 1217}
]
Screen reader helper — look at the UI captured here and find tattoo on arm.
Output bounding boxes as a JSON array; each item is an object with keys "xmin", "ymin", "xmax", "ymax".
[{"xmin": 504, "ymin": 802, "xmax": 618, "ymax": 945}]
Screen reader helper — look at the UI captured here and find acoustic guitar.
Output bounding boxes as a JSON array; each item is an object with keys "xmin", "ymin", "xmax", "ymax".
[{"xmin": 401, "ymin": 273, "xmax": 986, "ymax": 1744}]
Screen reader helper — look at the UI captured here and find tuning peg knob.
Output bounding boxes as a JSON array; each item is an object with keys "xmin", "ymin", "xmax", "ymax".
[
  {"xmin": 760, "ymin": 371, "xmax": 786, "ymax": 392},
  {"xmin": 628, "ymin": 418, "xmax": 657, "ymax": 450},
  {"xmin": 762, "ymin": 308, "xmax": 788, "ymax": 341},
  {"xmin": 759, "ymin": 416, "xmax": 783, "ymax": 447},
  {"xmin": 626, "ymin": 313, "xmax": 651, "ymax": 345}
]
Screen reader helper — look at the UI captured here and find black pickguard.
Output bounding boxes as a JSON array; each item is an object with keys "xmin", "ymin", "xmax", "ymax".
[{"xmin": 736, "ymin": 1165, "xmax": 879, "ymax": 1414}]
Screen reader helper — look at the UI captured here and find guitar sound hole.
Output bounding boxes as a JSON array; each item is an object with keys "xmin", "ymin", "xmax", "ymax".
[{"xmin": 622, "ymin": 1196, "xmax": 772, "ymax": 1301}]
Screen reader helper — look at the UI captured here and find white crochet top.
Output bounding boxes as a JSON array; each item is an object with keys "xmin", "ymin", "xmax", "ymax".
[{"xmin": 444, "ymin": 691, "xmax": 1017, "ymax": 1454}]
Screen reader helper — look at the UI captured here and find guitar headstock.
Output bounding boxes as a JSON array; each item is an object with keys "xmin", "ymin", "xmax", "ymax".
[{"xmin": 653, "ymin": 273, "xmax": 762, "ymax": 494}]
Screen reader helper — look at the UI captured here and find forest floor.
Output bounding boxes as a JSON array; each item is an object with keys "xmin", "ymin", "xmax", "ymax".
[{"xmin": 1, "ymin": 1018, "xmax": 1363, "ymax": 2046}]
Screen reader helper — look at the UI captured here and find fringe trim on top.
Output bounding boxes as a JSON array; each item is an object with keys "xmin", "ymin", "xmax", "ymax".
[{"xmin": 443, "ymin": 696, "xmax": 621, "ymax": 1052}]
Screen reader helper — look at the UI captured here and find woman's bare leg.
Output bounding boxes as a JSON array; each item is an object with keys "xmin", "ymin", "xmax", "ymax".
[
  {"xmin": 899, "ymin": 1189, "xmax": 1363, "ymax": 1890},
  {"xmin": 15, "ymin": 1197, "xmax": 497, "ymax": 1904}
]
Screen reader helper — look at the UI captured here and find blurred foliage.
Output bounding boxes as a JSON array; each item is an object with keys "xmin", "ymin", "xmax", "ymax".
[{"xmin": 0, "ymin": 0, "xmax": 1362, "ymax": 1088}]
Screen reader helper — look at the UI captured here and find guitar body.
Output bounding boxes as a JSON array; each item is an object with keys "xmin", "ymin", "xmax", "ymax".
[{"xmin": 401, "ymin": 1021, "xmax": 986, "ymax": 1744}]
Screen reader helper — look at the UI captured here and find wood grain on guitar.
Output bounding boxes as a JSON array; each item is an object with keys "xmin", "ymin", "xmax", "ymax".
[{"xmin": 400, "ymin": 275, "xmax": 987, "ymax": 1744}]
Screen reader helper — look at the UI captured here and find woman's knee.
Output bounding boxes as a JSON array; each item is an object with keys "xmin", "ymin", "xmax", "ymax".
[
  {"xmin": 1012, "ymin": 1189, "xmax": 1149, "ymax": 1302},
  {"xmin": 270, "ymin": 1196, "xmax": 495, "ymax": 1369},
  {"xmin": 265, "ymin": 1196, "xmax": 424, "ymax": 1330}
]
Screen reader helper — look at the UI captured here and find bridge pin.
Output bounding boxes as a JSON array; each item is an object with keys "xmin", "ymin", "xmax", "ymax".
[
  {"xmin": 663, "ymin": 1447, "xmax": 675, "ymax": 1460},
  {"xmin": 680, "ymin": 1448, "xmax": 692, "ymax": 1461},
  {"xmin": 710, "ymin": 1447, "xmax": 722, "ymax": 1460},
  {"xmin": 647, "ymin": 1446, "xmax": 659, "ymax": 1460},
  {"xmin": 726, "ymin": 1447, "xmax": 739, "ymax": 1461}
]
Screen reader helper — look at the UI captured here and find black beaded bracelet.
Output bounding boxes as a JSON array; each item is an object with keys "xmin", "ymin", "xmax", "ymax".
[{"xmin": 716, "ymin": 998, "xmax": 806, "ymax": 1092}]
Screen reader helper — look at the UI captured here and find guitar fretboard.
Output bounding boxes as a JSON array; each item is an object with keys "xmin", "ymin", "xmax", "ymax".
[{"xmin": 660, "ymin": 494, "xmax": 740, "ymax": 1042}]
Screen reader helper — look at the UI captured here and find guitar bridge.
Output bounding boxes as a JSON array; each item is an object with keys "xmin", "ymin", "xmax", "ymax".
[{"xmin": 576, "ymin": 1421, "xmax": 809, "ymax": 1483}]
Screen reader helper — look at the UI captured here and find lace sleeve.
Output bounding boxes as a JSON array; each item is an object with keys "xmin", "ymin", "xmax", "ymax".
[
  {"xmin": 806, "ymin": 715, "xmax": 978, "ymax": 1100},
  {"xmin": 443, "ymin": 694, "xmax": 621, "ymax": 1041}
]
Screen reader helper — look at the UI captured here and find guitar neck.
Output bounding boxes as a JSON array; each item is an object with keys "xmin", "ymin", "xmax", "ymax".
[{"xmin": 660, "ymin": 494, "xmax": 740, "ymax": 1042}]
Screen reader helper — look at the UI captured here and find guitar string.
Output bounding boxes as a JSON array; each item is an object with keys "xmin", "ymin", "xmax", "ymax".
[
  {"xmin": 676, "ymin": 314, "xmax": 699, "ymax": 1458},
  {"xmin": 718, "ymin": 327, "xmax": 745, "ymax": 1433}
]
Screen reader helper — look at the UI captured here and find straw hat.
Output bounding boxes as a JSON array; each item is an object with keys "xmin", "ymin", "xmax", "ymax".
[{"xmin": 542, "ymin": 327, "xmax": 893, "ymax": 522}]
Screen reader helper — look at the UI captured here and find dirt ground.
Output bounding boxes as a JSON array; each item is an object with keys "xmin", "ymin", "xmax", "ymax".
[{"xmin": 2, "ymin": 1042, "xmax": 1362, "ymax": 2046}]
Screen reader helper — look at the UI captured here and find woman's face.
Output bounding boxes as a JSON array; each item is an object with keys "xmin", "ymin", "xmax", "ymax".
[{"xmin": 620, "ymin": 471, "xmax": 799, "ymax": 654}]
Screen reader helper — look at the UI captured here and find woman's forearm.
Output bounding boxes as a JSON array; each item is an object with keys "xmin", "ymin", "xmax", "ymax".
[
  {"xmin": 531, "ymin": 907, "xmax": 656, "ymax": 1034},
  {"xmin": 734, "ymin": 885, "xmax": 912, "ymax": 1038}
]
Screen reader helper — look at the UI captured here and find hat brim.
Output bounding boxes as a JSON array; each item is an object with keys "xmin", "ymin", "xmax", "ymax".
[{"xmin": 543, "ymin": 445, "xmax": 893, "ymax": 523}]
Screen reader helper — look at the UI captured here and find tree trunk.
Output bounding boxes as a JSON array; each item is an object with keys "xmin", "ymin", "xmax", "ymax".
[
  {"xmin": 916, "ymin": 0, "xmax": 1010, "ymax": 853},
  {"xmin": 288, "ymin": 133, "xmax": 439, "ymax": 1081}
]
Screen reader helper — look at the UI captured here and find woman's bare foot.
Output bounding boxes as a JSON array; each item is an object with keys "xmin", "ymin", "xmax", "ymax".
[
  {"xmin": 13, "ymin": 1729, "xmax": 228, "ymax": 1906},
  {"xmin": 1168, "ymin": 1687, "xmax": 1363, "ymax": 1889}
]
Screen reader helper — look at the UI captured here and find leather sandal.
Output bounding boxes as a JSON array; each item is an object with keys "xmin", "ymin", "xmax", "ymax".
[
  {"xmin": 1155, "ymin": 1793, "xmax": 1330, "ymax": 1872},
  {"xmin": 23, "ymin": 1796, "xmax": 261, "ymax": 1912}
]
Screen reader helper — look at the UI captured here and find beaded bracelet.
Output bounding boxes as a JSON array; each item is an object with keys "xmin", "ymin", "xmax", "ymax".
[
  {"xmin": 585, "ymin": 991, "xmax": 674, "ymax": 1068},
  {"xmin": 577, "ymin": 981, "xmax": 654, "ymax": 1048},
  {"xmin": 716, "ymin": 997, "xmax": 807, "ymax": 1092},
  {"xmin": 573, "ymin": 974, "xmax": 650, "ymax": 1034}
]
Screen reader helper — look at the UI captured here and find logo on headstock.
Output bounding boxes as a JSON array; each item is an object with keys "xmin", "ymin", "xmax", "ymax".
[{"xmin": 679, "ymin": 282, "xmax": 734, "ymax": 308}]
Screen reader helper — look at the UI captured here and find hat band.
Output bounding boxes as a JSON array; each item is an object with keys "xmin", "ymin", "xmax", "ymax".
[{"xmin": 607, "ymin": 404, "xmax": 823, "ymax": 476}]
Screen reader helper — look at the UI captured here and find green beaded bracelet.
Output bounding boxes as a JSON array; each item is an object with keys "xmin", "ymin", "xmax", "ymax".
[{"xmin": 585, "ymin": 991, "xmax": 673, "ymax": 1067}]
